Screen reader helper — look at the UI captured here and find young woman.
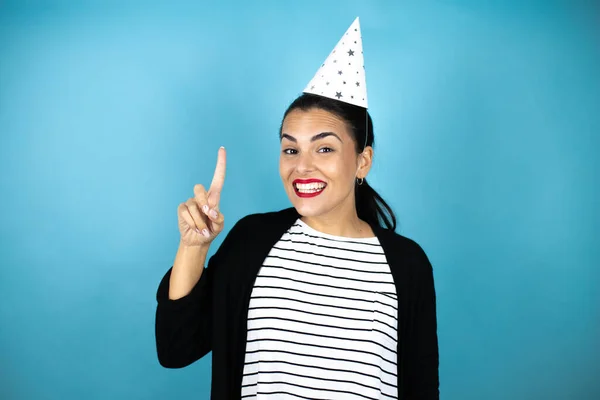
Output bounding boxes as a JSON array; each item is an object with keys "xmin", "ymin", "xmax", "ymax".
[{"xmin": 155, "ymin": 18, "xmax": 439, "ymax": 400}]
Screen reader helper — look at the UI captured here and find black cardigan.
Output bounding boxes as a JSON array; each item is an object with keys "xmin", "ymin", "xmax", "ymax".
[{"xmin": 155, "ymin": 207, "xmax": 439, "ymax": 399}]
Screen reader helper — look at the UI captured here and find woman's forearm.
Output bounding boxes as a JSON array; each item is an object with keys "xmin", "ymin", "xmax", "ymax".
[{"xmin": 168, "ymin": 242, "xmax": 210, "ymax": 300}]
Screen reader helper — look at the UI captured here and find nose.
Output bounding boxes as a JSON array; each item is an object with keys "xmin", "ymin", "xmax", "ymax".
[{"xmin": 295, "ymin": 151, "xmax": 316, "ymax": 174}]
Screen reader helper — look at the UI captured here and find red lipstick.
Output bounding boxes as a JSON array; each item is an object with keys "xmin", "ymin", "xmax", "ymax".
[{"xmin": 293, "ymin": 179, "xmax": 327, "ymax": 198}]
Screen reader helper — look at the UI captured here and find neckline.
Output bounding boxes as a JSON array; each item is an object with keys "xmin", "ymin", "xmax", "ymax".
[{"xmin": 295, "ymin": 218, "xmax": 380, "ymax": 244}]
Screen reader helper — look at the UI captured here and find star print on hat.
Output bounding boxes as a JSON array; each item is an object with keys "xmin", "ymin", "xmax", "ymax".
[{"xmin": 303, "ymin": 17, "xmax": 368, "ymax": 109}]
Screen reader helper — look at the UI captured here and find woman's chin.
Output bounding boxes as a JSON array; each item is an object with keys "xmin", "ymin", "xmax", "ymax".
[{"xmin": 291, "ymin": 199, "xmax": 328, "ymax": 218}]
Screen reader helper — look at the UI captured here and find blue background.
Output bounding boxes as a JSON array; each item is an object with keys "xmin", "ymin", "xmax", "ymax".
[{"xmin": 1, "ymin": 1, "xmax": 599, "ymax": 399}]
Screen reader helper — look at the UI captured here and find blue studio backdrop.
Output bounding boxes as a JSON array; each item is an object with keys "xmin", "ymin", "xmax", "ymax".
[{"xmin": 0, "ymin": 1, "xmax": 598, "ymax": 399}]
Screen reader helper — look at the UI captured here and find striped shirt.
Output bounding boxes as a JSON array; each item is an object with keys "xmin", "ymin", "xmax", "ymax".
[{"xmin": 241, "ymin": 218, "xmax": 398, "ymax": 399}]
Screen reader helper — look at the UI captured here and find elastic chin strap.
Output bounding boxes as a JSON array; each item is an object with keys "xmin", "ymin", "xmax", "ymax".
[
  {"xmin": 358, "ymin": 109, "xmax": 368, "ymax": 181},
  {"xmin": 363, "ymin": 108, "xmax": 369, "ymax": 150},
  {"xmin": 356, "ymin": 109, "xmax": 369, "ymax": 182}
]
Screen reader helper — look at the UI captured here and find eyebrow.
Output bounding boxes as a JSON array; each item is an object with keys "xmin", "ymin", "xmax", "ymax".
[{"xmin": 280, "ymin": 131, "xmax": 342, "ymax": 143}]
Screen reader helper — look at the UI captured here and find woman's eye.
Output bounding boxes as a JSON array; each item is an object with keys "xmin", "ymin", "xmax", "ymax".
[
  {"xmin": 318, "ymin": 147, "xmax": 334, "ymax": 153},
  {"xmin": 283, "ymin": 148, "xmax": 298, "ymax": 155}
]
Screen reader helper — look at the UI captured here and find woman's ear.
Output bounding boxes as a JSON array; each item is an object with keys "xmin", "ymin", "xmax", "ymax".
[{"xmin": 357, "ymin": 146, "xmax": 374, "ymax": 179}]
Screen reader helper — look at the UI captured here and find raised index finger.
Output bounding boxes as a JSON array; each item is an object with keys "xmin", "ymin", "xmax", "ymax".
[{"xmin": 208, "ymin": 146, "xmax": 226, "ymax": 208}]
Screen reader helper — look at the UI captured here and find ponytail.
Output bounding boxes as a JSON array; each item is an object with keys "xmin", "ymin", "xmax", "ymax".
[{"xmin": 355, "ymin": 179, "xmax": 397, "ymax": 231}]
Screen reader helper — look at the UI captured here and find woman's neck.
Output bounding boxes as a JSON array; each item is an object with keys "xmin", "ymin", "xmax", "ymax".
[{"xmin": 300, "ymin": 205, "xmax": 375, "ymax": 239}]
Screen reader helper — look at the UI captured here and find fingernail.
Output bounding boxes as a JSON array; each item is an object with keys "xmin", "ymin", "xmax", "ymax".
[
  {"xmin": 202, "ymin": 229, "xmax": 210, "ymax": 237},
  {"xmin": 195, "ymin": 228, "xmax": 201, "ymax": 233},
  {"xmin": 220, "ymin": 146, "xmax": 225, "ymax": 149},
  {"xmin": 202, "ymin": 205, "xmax": 209, "ymax": 213},
  {"xmin": 210, "ymin": 209, "xmax": 218, "ymax": 218}
]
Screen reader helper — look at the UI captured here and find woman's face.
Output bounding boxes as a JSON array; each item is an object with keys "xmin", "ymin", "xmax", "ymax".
[{"xmin": 279, "ymin": 107, "xmax": 370, "ymax": 219}]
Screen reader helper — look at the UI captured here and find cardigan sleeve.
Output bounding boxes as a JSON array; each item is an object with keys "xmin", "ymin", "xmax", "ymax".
[
  {"xmin": 154, "ymin": 261, "xmax": 215, "ymax": 368},
  {"xmin": 406, "ymin": 245, "xmax": 440, "ymax": 399},
  {"xmin": 154, "ymin": 215, "xmax": 248, "ymax": 368}
]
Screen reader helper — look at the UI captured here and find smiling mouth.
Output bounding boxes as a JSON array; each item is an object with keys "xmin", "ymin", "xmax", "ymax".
[
  {"xmin": 293, "ymin": 181, "xmax": 327, "ymax": 198},
  {"xmin": 294, "ymin": 182, "xmax": 327, "ymax": 193}
]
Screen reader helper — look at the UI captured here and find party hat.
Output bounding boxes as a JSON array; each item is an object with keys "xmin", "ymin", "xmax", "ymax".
[{"xmin": 303, "ymin": 17, "xmax": 368, "ymax": 108}]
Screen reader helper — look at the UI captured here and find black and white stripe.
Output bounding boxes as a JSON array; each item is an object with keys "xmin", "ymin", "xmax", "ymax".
[{"xmin": 241, "ymin": 219, "xmax": 398, "ymax": 399}]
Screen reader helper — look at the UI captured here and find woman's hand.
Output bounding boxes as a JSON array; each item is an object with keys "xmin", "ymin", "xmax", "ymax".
[{"xmin": 177, "ymin": 147, "xmax": 226, "ymax": 247}]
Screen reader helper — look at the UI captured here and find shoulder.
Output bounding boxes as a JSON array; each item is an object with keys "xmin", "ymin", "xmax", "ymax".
[
  {"xmin": 231, "ymin": 207, "xmax": 299, "ymax": 230},
  {"xmin": 211, "ymin": 207, "xmax": 298, "ymax": 260},
  {"xmin": 379, "ymin": 227, "xmax": 428, "ymax": 256},
  {"xmin": 378, "ymin": 229, "xmax": 437, "ymax": 299},
  {"xmin": 377, "ymin": 228, "xmax": 433, "ymax": 271},
  {"xmin": 223, "ymin": 207, "xmax": 299, "ymax": 240}
]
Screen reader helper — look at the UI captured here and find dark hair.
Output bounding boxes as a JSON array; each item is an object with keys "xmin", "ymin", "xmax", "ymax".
[{"xmin": 280, "ymin": 93, "xmax": 397, "ymax": 231}]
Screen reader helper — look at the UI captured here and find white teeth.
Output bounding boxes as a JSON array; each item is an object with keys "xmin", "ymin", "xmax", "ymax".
[{"xmin": 295, "ymin": 182, "xmax": 326, "ymax": 192}]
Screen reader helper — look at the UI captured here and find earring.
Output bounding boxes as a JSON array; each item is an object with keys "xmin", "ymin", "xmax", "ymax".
[{"xmin": 356, "ymin": 177, "xmax": 364, "ymax": 185}]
